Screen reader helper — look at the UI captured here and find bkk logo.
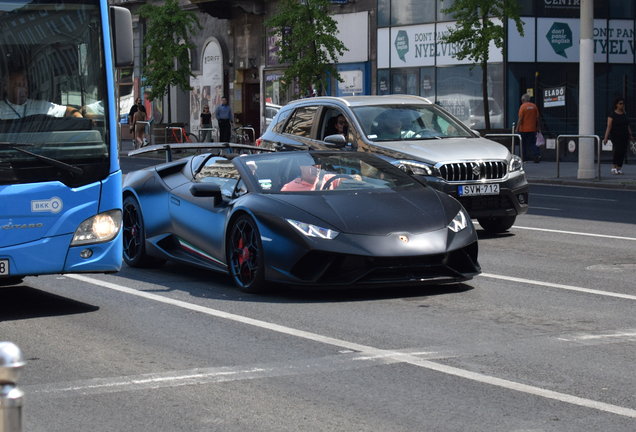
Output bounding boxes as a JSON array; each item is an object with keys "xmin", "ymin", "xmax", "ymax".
[{"xmin": 31, "ymin": 197, "xmax": 63, "ymax": 213}]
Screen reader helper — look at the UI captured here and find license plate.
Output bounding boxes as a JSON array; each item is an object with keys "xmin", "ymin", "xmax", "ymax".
[
  {"xmin": 458, "ymin": 184, "xmax": 500, "ymax": 196},
  {"xmin": 0, "ymin": 259, "xmax": 8, "ymax": 276}
]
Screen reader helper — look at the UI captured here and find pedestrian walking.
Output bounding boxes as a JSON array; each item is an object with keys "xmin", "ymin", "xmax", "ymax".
[
  {"xmin": 215, "ymin": 96, "xmax": 233, "ymax": 142},
  {"xmin": 200, "ymin": 105, "xmax": 213, "ymax": 142},
  {"xmin": 515, "ymin": 93, "xmax": 542, "ymax": 163},
  {"xmin": 603, "ymin": 96, "xmax": 633, "ymax": 175},
  {"xmin": 133, "ymin": 105, "xmax": 147, "ymax": 149},
  {"xmin": 128, "ymin": 96, "xmax": 143, "ymax": 143}
]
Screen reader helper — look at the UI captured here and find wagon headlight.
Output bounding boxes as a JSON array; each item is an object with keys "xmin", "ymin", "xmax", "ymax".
[
  {"xmin": 71, "ymin": 209, "xmax": 122, "ymax": 245},
  {"xmin": 392, "ymin": 160, "xmax": 436, "ymax": 176},
  {"xmin": 286, "ymin": 219, "xmax": 339, "ymax": 239},
  {"xmin": 448, "ymin": 209, "xmax": 469, "ymax": 233},
  {"xmin": 509, "ymin": 155, "xmax": 523, "ymax": 172}
]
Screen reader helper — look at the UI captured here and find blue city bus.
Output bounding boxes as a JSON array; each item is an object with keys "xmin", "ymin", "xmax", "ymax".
[{"xmin": 0, "ymin": 0, "xmax": 132, "ymax": 285}]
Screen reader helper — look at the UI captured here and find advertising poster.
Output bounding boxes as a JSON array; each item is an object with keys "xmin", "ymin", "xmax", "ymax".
[{"xmin": 190, "ymin": 39, "xmax": 224, "ymax": 137}]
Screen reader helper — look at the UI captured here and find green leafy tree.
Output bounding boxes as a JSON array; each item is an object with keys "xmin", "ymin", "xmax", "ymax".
[
  {"xmin": 139, "ymin": 0, "xmax": 202, "ymax": 122},
  {"xmin": 439, "ymin": 0, "xmax": 523, "ymax": 130},
  {"xmin": 266, "ymin": 0, "xmax": 348, "ymax": 97}
]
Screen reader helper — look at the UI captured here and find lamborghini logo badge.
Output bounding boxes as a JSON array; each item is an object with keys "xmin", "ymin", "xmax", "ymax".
[{"xmin": 399, "ymin": 235, "xmax": 409, "ymax": 243}]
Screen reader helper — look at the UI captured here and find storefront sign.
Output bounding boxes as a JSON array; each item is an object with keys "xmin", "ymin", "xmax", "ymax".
[
  {"xmin": 546, "ymin": 22, "xmax": 573, "ymax": 58},
  {"xmin": 384, "ymin": 21, "xmax": 502, "ymax": 68},
  {"xmin": 543, "ymin": 86, "xmax": 565, "ymax": 107},
  {"xmin": 514, "ymin": 18, "xmax": 635, "ymax": 63}
]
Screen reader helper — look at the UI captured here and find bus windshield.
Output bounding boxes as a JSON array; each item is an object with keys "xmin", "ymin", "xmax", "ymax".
[{"xmin": 0, "ymin": 0, "xmax": 109, "ymax": 187}]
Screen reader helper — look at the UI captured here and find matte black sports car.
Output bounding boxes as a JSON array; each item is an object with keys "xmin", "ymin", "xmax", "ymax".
[{"xmin": 122, "ymin": 145, "xmax": 480, "ymax": 292}]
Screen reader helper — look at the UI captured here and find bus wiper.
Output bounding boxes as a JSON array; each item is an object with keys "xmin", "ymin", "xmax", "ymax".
[{"xmin": 0, "ymin": 143, "xmax": 83, "ymax": 176}]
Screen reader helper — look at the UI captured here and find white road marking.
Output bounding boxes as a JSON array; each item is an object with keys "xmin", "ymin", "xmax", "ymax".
[
  {"xmin": 557, "ymin": 330, "xmax": 636, "ymax": 344},
  {"xmin": 480, "ymin": 273, "xmax": 636, "ymax": 301},
  {"xmin": 532, "ymin": 193, "xmax": 617, "ymax": 202},
  {"xmin": 512, "ymin": 225, "xmax": 636, "ymax": 241},
  {"xmin": 67, "ymin": 273, "xmax": 636, "ymax": 419}
]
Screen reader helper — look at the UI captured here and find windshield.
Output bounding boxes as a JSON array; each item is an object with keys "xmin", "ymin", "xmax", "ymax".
[
  {"xmin": 239, "ymin": 152, "xmax": 419, "ymax": 193},
  {"xmin": 351, "ymin": 104, "xmax": 474, "ymax": 142},
  {"xmin": 0, "ymin": 0, "xmax": 109, "ymax": 187}
]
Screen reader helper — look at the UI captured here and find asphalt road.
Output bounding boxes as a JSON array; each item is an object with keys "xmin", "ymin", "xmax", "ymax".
[{"xmin": 2, "ymin": 183, "xmax": 636, "ymax": 431}]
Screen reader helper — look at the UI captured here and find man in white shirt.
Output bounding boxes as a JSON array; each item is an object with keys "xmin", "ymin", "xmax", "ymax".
[{"xmin": 1, "ymin": 70, "xmax": 83, "ymax": 119}]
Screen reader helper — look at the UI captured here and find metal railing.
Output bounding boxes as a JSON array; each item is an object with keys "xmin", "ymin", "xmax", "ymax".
[
  {"xmin": 199, "ymin": 127, "xmax": 218, "ymax": 143},
  {"xmin": 555, "ymin": 135, "xmax": 601, "ymax": 179},
  {"xmin": 166, "ymin": 126, "xmax": 183, "ymax": 144},
  {"xmin": 485, "ymin": 131, "xmax": 524, "ymax": 168}
]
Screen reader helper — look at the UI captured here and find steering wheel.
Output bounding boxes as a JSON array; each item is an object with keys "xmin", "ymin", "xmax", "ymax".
[{"xmin": 321, "ymin": 174, "xmax": 353, "ymax": 190}]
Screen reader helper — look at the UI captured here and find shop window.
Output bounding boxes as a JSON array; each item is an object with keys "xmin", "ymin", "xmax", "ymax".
[
  {"xmin": 391, "ymin": 0, "xmax": 435, "ymax": 26},
  {"xmin": 378, "ymin": 70, "xmax": 390, "ymax": 95},
  {"xmin": 436, "ymin": 64, "xmax": 504, "ymax": 129},
  {"xmin": 378, "ymin": 0, "xmax": 390, "ymax": 27}
]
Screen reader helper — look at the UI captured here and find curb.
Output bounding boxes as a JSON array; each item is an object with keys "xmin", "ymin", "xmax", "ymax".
[{"xmin": 528, "ymin": 178, "xmax": 636, "ymax": 190}]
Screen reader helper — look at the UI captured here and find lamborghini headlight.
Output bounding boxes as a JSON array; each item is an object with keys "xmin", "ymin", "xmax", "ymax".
[
  {"xmin": 392, "ymin": 160, "xmax": 437, "ymax": 176},
  {"xmin": 286, "ymin": 219, "xmax": 339, "ymax": 239},
  {"xmin": 71, "ymin": 209, "xmax": 122, "ymax": 245},
  {"xmin": 509, "ymin": 155, "xmax": 523, "ymax": 173},
  {"xmin": 448, "ymin": 209, "xmax": 469, "ymax": 233}
]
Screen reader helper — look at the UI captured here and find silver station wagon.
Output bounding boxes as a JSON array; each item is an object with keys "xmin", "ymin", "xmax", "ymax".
[{"xmin": 260, "ymin": 95, "xmax": 528, "ymax": 233}]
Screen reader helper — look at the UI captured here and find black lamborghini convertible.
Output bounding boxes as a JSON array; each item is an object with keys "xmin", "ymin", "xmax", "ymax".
[{"xmin": 122, "ymin": 145, "xmax": 480, "ymax": 292}]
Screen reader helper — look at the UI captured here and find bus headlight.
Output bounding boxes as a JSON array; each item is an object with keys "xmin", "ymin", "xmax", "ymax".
[{"xmin": 71, "ymin": 209, "xmax": 122, "ymax": 245}]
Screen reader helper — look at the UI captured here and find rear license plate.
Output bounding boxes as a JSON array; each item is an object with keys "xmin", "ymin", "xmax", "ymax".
[
  {"xmin": 458, "ymin": 184, "xmax": 500, "ymax": 196},
  {"xmin": 0, "ymin": 259, "xmax": 9, "ymax": 276}
]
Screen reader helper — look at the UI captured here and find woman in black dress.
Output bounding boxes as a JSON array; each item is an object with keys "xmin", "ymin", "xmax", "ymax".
[{"xmin": 603, "ymin": 96, "xmax": 633, "ymax": 175}]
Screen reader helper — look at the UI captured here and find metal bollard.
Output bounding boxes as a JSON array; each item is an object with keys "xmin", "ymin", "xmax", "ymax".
[{"xmin": 0, "ymin": 342, "xmax": 25, "ymax": 432}]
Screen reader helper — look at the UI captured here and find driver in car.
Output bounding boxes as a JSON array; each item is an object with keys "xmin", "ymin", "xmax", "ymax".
[
  {"xmin": 1, "ymin": 70, "xmax": 83, "ymax": 119},
  {"xmin": 281, "ymin": 159, "xmax": 341, "ymax": 192}
]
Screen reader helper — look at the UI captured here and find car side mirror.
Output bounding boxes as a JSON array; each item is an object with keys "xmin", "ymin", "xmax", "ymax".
[
  {"xmin": 190, "ymin": 183, "xmax": 222, "ymax": 206},
  {"xmin": 324, "ymin": 134, "xmax": 347, "ymax": 148}
]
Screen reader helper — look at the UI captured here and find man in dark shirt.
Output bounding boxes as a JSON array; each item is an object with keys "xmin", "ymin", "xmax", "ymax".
[
  {"xmin": 215, "ymin": 96, "xmax": 233, "ymax": 142},
  {"xmin": 128, "ymin": 97, "xmax": 143, "ymax": 141}
]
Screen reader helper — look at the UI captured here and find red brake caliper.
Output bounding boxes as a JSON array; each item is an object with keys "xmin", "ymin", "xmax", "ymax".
[{"xmin": 238, "ymin": 238, "xmax": 249, "ymax": 265}]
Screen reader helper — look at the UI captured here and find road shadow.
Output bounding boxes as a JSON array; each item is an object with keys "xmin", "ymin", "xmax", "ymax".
[
  {"xmin": 117, "ymin": 262, "xmax": 475, "ymax": 304},
  {"xmin": 476, "ymin": 229, "xmax": 515, "ymax": 240},
  {"xmin": 0, "ymin": 285, "xmax": 99, "ymax": 322}
]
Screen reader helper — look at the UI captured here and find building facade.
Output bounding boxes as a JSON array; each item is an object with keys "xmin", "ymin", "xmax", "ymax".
[{"xmin": 114, "ymin": 0, "xmax": 636, "ymax": 155}]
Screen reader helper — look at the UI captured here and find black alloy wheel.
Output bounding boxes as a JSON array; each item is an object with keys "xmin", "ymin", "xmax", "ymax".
[
  {"xmin": 122, "ymin": 196, "xmax": 165, "ymax": 268},
  {"xmin": 227, "ymin": 215, "xmax": 266, "ymax": 293}
]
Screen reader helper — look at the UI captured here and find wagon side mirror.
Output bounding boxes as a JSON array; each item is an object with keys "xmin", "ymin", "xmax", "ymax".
[{"xmin": 324, "ymin": 134, "xmax": 347, "ymax": 148}]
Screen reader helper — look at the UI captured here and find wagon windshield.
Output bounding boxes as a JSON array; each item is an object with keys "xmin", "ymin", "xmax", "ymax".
[{"xmin": 351, "ymin": 104, "xmax": 474, "ymax": 141}]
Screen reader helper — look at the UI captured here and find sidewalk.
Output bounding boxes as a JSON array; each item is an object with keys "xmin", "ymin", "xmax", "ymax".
[
  {"xmin": 523, "ymin": 159, "xmax": 636, "ymax": 190},
  {"xmin": 119, "ymin": 138, "xmax": 636, "ymax": 190}
]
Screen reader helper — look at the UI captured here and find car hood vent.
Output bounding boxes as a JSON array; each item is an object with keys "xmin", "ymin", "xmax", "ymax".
[{"xmin": 438, "ymin": 161, "xmax": 507, "ymax": 182}]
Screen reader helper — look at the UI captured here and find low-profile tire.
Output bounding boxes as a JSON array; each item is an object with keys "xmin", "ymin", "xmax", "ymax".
[
  {"xmin": 226, "ymin": 215, "xmax": 267, "ymax": 293},
  {"xmin": 477, "ymin": 215, "xmax": 516, "ymax": 234},
  {"xmin": 186, "ymin": 133, "xmax": 198, "ymax": 143},
  {"xmin": 0, "ymin": 277, "xmax": 23, "ymax": 287},
  {"xmin": 122, "ymin": 195, "xmax": 165, "ymax": 268}
]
